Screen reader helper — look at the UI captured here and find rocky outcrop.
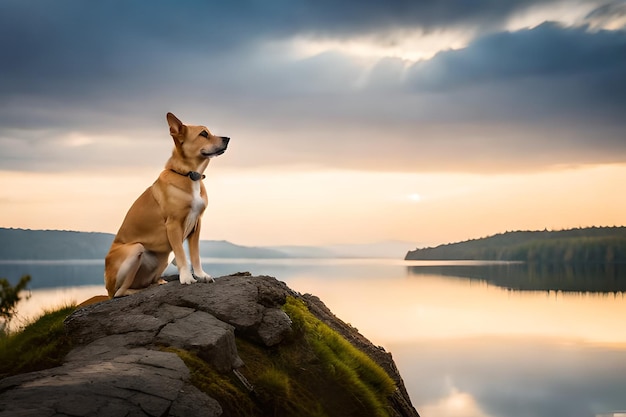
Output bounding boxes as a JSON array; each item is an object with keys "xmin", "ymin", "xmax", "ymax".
[
  {"xmin": 63, "ymin": 273, "xmax": 294, "ymax": 373},
  {"xmin": 0, "ymin": 273, "xmax": 419, "ymax": 417}
]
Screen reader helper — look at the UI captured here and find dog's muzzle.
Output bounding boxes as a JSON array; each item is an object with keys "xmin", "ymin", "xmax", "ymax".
[{"xmin": 202, "ymin": 137, "xmax": 230, "ymax": 158}]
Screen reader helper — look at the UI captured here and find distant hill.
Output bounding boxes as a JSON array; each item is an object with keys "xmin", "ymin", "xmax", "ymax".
[
  {"xmin": 198, "ymin": 240, "xmax": 287, "ymax": 259},
  {"xmin": 0, "ymin": 228, "xmax": 289, "ymax": 260},
  {"xmin": 0, "ymin": 229, "xmax": 114, "ymax": 260},
  {"xmin": 405, "ymin": 226, "xmax": 626, "ymax": 263},
  {"xmin": 270, "ymin": 241, "xmax": 419, "ymax": 259},
  {"xmin": 0, "ymin": 228, "xmax": 413, "ymax": 260}
]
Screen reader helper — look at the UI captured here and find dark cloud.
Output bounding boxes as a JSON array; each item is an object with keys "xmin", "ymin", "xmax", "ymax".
[
  {"xmin": 0, "ymin": 0, "xmax": 563, "ymax": 96},
  {"xmin": 229, "ymin": 0, "xmax": 553, "ymax": 36},
  {"xmin": 0, "ymin": 1, "xmax": 607, "ymax": 105},
  {"xmin": 407, "ymin": 22, "xmax": 626, "ymax": 91},
  {"xmin": 585, "ymin": 0, "xmax": 626, "ymax": 25}
]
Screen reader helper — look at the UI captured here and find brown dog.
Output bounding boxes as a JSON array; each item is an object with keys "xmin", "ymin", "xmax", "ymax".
[{"xmin": 104, "ymin": 112, "xmax": 229, "ymax": 298}]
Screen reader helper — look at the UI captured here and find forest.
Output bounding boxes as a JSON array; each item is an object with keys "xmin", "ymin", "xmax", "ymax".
[{"xmin": 405, "ymin": 226, "xmax": 626, "ymax": 263}]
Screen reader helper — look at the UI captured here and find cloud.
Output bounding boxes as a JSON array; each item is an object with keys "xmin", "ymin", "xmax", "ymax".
[
  {"xmin": 0, "ymin": 0, "xmax": 625, "ymax": 174},
  {"xmin": 407, "ymin": 22, "xmax": 626, "ymax": 93},
  {"xmin": 397, "ymin": 21, "xmax": 626, "ymax": 145},
  {"xmin": 0, "ymin": 0, "xmax": 578, "ymax": 102},
  {"xmin": 585, "ymin": 1, "xmax": 626, "ymax": 28}
]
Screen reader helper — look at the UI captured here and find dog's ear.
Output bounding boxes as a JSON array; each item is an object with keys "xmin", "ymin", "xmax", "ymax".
[{"xmin": 166, "ymin": 112, "xmax": 185, "ymax": 137}]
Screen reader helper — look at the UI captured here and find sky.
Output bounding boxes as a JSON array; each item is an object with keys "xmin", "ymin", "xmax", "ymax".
[{"xmin": 1, "ymin": 0, "xmax": 626, "ymax": 248}]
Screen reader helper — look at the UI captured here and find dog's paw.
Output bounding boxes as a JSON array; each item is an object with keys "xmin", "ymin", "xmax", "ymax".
[
  {"xmin": 179, "ymin": 271, "xmax": 197, "ymax": 285},
  {"xmin": 195, "ymin": 272, "xmax": 215, "ymax": 283}
]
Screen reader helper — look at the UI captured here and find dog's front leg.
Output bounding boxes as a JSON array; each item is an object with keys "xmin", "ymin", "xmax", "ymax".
[
  {"xmin": 188, "ymin": 218, "xmax": 214, "ymax": 283},
  {"xmin": 166, "ymin": 221, "xmax": 196, "ymax": 285}
]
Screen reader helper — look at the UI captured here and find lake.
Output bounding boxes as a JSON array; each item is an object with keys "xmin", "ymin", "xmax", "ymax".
[{"xmin": 3, "ymin": 258, "xmax": 626, "ymax": 417}]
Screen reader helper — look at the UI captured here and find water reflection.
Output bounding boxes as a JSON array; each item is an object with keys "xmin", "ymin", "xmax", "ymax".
[
  {"xmin": 288, "ymin": 274, "xmax": 626, "ymax": 344},
  {"xmin": 407, "ymin": 262, "xmax": 626, "ymax": 293},
  {"xmin": 389, "ymin": 337, "xmax": 626, "ymax": 417},
  {"xmin": 0, "ymin": 260, "xmax": 105, "ymax": 289},
  {"xmin": 8, "ymin": 285, "xmax": 103, "ymax": 331}
]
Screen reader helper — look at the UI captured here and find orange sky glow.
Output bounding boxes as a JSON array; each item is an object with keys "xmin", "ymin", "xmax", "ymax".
[{"xmin": 1, "ymin": 162, "xmax": 624, "ymax": 247}]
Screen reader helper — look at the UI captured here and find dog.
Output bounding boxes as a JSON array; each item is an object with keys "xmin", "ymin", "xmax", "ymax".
[{"xmin": 104, "ymin": 112, "xmax": 229, "ymax": 298}]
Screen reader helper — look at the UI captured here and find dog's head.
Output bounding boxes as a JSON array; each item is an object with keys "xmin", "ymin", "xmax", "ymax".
[{"xmin": 166, "ymin": 112, "xmax": 230, "ymax": 162}]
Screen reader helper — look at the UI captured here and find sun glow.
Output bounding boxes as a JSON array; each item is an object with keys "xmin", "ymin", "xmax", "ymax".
[{"xmin": 418, "ymin": 388, "xmax": 493, "ymax": 417}]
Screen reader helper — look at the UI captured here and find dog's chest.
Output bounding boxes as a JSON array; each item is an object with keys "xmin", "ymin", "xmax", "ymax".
[{"xmin": 184, "ymin": 181, "xmax": 206, "ymax": 236}]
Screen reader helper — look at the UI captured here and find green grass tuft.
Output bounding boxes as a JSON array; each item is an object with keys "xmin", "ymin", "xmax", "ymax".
[
  {"xmin": 0, "ymin": 304, "xmax": 76, "ymax": 377},
  {"xmin": 257, "ymin": 366, "xmax": 291, "ymax": 398},
  {"xmin": 255, "ymin": 366, "xmax": 293, "ymax": 413}
]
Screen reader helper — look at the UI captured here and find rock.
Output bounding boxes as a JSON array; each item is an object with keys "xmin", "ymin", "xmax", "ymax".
[
  {"xmin": 64, "ymin": 273, "xmax": 295, "ymax": 350},
  {"xmin": 0, "ymin": 347, "xmax": 221, "ymax": 417},
  {"xmin": 156, "ymin": 310, "xmax": 243, "ymax": 371},
  {"xmin": 0, "ymin": 273, "xmax": 420, "ymax": 417},
  {"xmin": 257, "ymin": 308, "xmax": 292, "ymax": 346}
]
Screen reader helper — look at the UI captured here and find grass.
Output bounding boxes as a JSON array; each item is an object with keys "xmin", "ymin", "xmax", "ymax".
[
  {"xmin": 282, "ymin": 296, "xmax": 396, "ymax": 417},
  {"xmin": 238, "ymin": 337, "xmax": 328, "ymax": 417},
  {"xmin": 0, "ymin": 304, "xmax": 76, "ymax": 377},
  {"xmin": 255, "ymin": 367, "xmax": 291, "ymax": 399}
]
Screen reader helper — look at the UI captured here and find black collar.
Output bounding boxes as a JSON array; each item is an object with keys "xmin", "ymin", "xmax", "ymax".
[{"xmin": 170, "ymin": 169, "xmax": 205, "ymax": 181}]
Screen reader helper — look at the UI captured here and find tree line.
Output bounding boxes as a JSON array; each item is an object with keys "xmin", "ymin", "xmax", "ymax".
[{"xmin": 405, "ymin": 227, "xmax": 626, "ymax": 263}]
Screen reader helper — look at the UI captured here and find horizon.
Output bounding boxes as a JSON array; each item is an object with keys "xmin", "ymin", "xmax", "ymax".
[
  {"xmin": 2, "ymin": 225, "xmax": 624, "ymax": 252},
  {"xmin": 1, "ymin": 1, "xmax": 626, "ymax": 247}
]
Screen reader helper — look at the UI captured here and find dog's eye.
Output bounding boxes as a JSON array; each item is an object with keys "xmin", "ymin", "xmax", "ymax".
[{"xmin": 199, "ymin": 130, "xmax": 209, "ymax": 138}]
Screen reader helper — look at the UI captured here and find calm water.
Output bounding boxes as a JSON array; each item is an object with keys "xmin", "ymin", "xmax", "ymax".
[{"xmin": 3, "ymin": 258, "xmax": 626, "ymax": 417}]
